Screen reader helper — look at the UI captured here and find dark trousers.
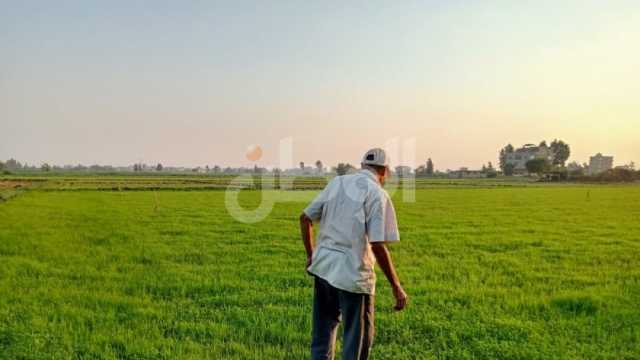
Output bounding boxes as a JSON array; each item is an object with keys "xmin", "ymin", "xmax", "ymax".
[{"xmin": 311, "ymin": 276, "xmax": 375, "ymax": 360}]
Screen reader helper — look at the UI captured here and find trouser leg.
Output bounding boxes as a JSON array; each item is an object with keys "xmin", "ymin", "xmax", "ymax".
[
  {"xmin": 311, "ymin": 277, "xmax": 340, "ymax": 360},
  {"xmin": 339, "ymin": 289, "xmax": 375, "ymax": 360}
]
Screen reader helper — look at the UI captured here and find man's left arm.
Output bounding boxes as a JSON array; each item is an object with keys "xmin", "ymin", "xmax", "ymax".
[
  {"xmin": 371, "ymin": 242, "xmax": 407, "ymax": 311},
  {"xmin": 366, "ymin": 190, "xmax": 406, "ymax": 310}
]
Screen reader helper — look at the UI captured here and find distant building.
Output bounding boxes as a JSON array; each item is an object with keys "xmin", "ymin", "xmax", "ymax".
[
  {"xmin": 588, "ymin": 153, "xmax": 613, "ymax": 175},
  {"xmin": 394, "ymin": 166, "xmax": 413, "ymax": 177},
  {"xmin": 505, "ymin": 144, "xmax": 554, "ymax": 174},
  {"xmin": 283, "ymin": 166, "xmax": 315, "ymax": 176},
  {"xmin": 447, "ymin": 167, "xmax": 485, "ymax": 179}
]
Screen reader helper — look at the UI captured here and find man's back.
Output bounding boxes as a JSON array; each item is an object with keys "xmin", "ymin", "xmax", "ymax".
[{"xmin": 304, "ymin": 169, "xmax": 399, "ymax": 294}]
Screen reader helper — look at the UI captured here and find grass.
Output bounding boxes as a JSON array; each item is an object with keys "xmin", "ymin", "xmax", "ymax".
[{"xmin": 0, "ymin": 183, "xmax": 639, "ymax": 359}]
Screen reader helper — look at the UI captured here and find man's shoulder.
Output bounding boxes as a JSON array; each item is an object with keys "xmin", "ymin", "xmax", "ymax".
[
  {"xmin": 369, "ymin": 186, "xmax": 389, "ymax": 200},
  {"xmin": 324, "ymin": 175, "xmax": 343, "ymax": 189},
  {"xmin": 329, "ymin": 173, "xmax": 362, "ymax": 187}
]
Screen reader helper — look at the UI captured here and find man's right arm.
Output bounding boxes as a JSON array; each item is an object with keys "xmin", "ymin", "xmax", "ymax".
[
  {"xmin": 371, "ymin": 242, "xmax": 407, "ymax": 311},
  {"xmin": 299, "ymin": 213, "xmax": 314, "ymax": 268}
]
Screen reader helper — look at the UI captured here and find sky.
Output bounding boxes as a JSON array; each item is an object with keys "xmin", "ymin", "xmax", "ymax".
[{"xmin": 1, "ymin": 0, "xmax": 639, "ymax": 170}]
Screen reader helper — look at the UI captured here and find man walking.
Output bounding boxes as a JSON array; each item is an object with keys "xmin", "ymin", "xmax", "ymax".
[{"xmin": 300, "ymin": 148, "xmax": 408, "ymax": 360}]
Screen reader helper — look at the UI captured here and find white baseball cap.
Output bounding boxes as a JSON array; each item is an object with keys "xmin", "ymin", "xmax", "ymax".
[{"xmin": 361, "ymin": 148, "xmax": 389, "ymax": 167}]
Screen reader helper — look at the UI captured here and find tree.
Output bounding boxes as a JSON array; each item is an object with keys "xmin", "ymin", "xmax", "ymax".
[
  {"xmin": 539, "ymin": 140, "xmax": 548, "ymax": 148},
  {"xmin": 503, "ymin": 163, "xmax": 516, "ymax": 176},
  {"xmin": 550, "ymin": 139, "xmax": 570, "ymax": 166},
  {"xmin": 156, "ymin": 163, "xmax": 163, "ymax": 172},
  {"xmin": 41, "ymin": 163, "xmax": 51, "ymax": 172},
  {"xmin": 315, "ymin": 160, "xmax": 323, "ymax": 173},
  {"xmin": 335, "ymin": 163, "xmax": 355, "ymax": 176},
  {"xmin": 592, "ymin": 168, "xmax": 636, "ymax": 182},
  {"xmin": 299, "ymin": 162, "xmax": 305, "ymax": 170},
  {"xmin": 499, "ymin": 144, "xmax": 514, "ymax": 172},
  {"xmin": 482, "ymin": 162, "xmax": 497, "ymax": 177},
  {"xmin": 526, "ymin": 158, "xmax": 551, "ymax": 176},
  {"xmin": 567, "ymin": 161, "xmax": 585, "ymax": 177},
  {"xmin": 344, "ymin": 163, "xmax": 356, "ymax": 174},
  {"xmin": 0, "ymin": 161, "xmax": 4, "ymax": 171},
  {"xmin": 426, "ymin": 158, "xmax": 434, "ymax": 175}
]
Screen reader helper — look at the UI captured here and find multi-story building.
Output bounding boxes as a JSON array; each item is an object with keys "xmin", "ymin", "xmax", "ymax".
[
  {"xmin": 588, "ymin": 153, "xmax": 614, "ymax": 175},
  {"xmin": 505, "ymin": 144, "xmax": 554, "ymax": 174}
]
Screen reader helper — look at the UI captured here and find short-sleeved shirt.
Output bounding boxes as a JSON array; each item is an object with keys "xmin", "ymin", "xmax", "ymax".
[{"xmin": 304, "ymin": 169, "xmax": 399, "ymax": 295}]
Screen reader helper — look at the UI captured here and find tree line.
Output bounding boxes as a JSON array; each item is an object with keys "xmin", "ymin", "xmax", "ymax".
[{"xmin": 3, "ymin": 152, "xmax": 637, "ymax": 182}]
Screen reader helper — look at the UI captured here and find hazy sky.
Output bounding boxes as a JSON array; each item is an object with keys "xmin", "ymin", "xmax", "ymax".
[{"xmin": 2, "ymin": 0, "xmax": 639, "ymax": 170}]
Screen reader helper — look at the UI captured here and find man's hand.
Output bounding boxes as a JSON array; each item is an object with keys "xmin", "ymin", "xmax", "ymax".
[{"xmin": 392, "ymin": 285, "xmax": 408, "ymax": 311}]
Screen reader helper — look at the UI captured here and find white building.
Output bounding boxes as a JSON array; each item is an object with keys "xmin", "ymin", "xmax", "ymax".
[
  {"xmin": 588, "ymin": 153, "xmax": 614, "ymax": 175},
  {"xmin": 505, "ymin": 144, "xmax": 554, "ymax": 174}
]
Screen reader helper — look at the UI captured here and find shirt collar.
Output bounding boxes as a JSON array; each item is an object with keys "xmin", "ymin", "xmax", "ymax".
[{"xmin": 360, "ymin": 169, "xmax": 380, "ymax": 184}]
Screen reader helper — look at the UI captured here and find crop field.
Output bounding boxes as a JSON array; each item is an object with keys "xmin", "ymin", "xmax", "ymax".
[
  {"xmin": 0, "ymin": 173, "xmax": 537, "ymax": 192},
  {"xmin": 1, "ymin": 178, "xmax": 639, "ymax": 359}
]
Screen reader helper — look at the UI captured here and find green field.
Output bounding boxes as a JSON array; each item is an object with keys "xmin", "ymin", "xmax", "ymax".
[{"xmin": 1, "ymin": 181, "xmax": 640, "ymax": 359}]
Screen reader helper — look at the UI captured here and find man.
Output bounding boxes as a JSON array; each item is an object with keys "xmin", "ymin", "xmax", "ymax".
[{"xmin": 299, "ymin": 148, "xmax": 408, "ymax": 360}]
